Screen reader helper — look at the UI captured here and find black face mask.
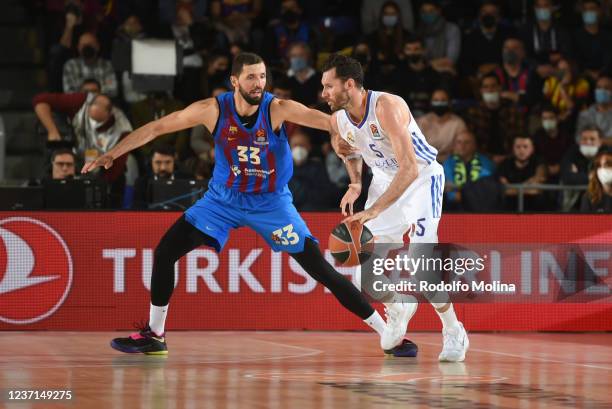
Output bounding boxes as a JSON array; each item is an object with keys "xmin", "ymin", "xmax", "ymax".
[
  {"xmin": 431, "ymin": 104, "xmax": 450, "ymax": 116},
  {"xmin": 81, "ymin": 45, "xmax": 98, "ymax": 60},
  {"xmin": 406, "ymin": 54, "xmax": 424, "ymax": 64},
  {"xmin": 481, "ymin": 14, "xmax": 497, "ymax": 29}
]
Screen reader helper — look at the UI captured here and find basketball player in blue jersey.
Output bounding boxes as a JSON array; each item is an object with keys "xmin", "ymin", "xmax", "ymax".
[
  {"xmin": 321, "ymin": 54, "xmax": 469, "ymax": 362},
  {"xmin": 81, "ymin": 53, "xmax": 392, "ymax": 355}
]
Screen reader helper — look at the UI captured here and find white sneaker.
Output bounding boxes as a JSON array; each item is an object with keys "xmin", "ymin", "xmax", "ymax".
[
  {"xmin": 438, "ymin": 322, "xmax": 469, "ymax": 362},
  {"xmin": 380, "ymin": 295, "xmax": 418, "ymax": 351}
]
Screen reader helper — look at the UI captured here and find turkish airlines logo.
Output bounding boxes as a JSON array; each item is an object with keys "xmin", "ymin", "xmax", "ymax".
[{"xmin": 0, "ymin": 217, "xmax": 73, "ymax": 324}]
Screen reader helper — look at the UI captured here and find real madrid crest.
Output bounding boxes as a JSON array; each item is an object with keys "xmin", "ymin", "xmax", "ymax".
[{"xmin": 345, "ymin": 131, "xmax": 355, "ymax": 145}]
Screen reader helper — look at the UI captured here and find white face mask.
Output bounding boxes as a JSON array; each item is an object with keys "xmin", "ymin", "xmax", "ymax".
[
  {"xmin": 88, "ymin": 116, "xmax": 104, "ymax": 130},
  {"xmin": 542, "ymin": 119, "xmax": 557, "ymax": 132},
  {"xmin": 482, "ymin": 91, "xmax": 500, "ymax": 104},
  {"xmin": 597, "ymin": 168, "xmax": 612, "ymax": 185},
  {"xmin": 579, "ymin": 144, "xmax": 599, "ymax": 158},
  {"xmin": 292, "ymin": 146, "xmax": 308, "ymax": 163}
]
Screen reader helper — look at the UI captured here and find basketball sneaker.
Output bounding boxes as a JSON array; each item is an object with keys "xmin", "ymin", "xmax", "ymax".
[
  {"xmin": 111, "ymin": 324, "xmax": 168, "ymax": 355},
  {"xmin": 380, "ymin": 294, "xmax": 418, "ymax": 351},
  {"xmin": 384, "ymin": 338, "xmax": 419, "ymax": 357},
  {"xmin": 438, "ymin": 322, "xmax": 469, "ymax": 362}
]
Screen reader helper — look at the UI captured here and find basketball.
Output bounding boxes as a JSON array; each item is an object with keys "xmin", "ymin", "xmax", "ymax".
[{"xmin": 328, "ymin": 221, "xmax": 374, "ymax": 266}]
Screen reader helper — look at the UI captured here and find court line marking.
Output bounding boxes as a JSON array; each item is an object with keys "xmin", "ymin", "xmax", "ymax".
[
  {"xmin": 0, "ymin": 337, "xmax": 324, "ymax": 369},
  {"xmin": 418, "ymin": 341, "xmax": 612, "ymax": 371}
]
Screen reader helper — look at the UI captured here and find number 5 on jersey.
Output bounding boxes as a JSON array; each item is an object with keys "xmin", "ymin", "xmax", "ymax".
[{"xmin": 237, "ymin": 146, "xmax": 261, "ymax": 164}]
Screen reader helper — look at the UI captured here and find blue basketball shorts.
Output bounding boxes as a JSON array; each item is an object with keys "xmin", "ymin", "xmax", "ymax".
[{"xmin": 184, "ymin": 182, "xmax": 317, "ymax": 253}]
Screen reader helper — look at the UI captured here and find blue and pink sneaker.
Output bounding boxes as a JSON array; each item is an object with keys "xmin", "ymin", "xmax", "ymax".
[{"xmin": 110, "ymin": 324, "xmax": 168, "ymax": 355}]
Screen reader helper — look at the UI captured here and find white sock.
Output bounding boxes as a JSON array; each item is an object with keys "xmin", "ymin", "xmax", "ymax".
[
  {"xmin": 363, "ymin": 310, "xmax": 386, "ymax": 336},
  {"xmin": 435, "ymin": 303, "xmax": 459, "ymax": 329},
  {"xmin": 149, "ymin": 303, "xmax": 168, "ymax": 336}
]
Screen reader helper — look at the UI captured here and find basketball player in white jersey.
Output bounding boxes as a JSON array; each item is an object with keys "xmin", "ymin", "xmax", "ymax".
[{"xmin": 320, "ymin": 54, "xmax": 469, "ymax": 362}]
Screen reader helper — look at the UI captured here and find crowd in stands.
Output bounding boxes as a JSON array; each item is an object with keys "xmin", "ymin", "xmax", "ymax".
[{"xmin": 30, "ymin": 0, "xmax": 612, "ymax": 212}]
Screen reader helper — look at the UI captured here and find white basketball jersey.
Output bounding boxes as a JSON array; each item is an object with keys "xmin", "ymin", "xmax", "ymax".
[{"xmin": 336, "ymin": 90, "xmax": 438, "ymax": 181}]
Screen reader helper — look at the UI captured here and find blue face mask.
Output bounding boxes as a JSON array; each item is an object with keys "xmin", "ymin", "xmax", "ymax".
[
  {"xmin": 290, "ymin": 56, "xmax": 308, "ymax": 72},
  {"xmin": 420, "ymin": 12, "xmax": 438, "ymax": 25},
  {"xmin": 382, "ymin": 15, "xmax": 398, "ymax": 28},
  {"xmin": 535, "ymin": 8, "xmax": 551, "ymax": 21},
  {"xmin": 583, "ymin": 10, "xmax": 598, "ymax": 25},
  {"xmin": 595, "ymin": 88, "xmax": 611, "ymax": 104}
]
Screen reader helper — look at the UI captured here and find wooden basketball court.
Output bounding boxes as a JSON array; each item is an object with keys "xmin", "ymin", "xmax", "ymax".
[{"xmin": 1, "ymin": 331, "xmax": 611, "ymax": 408}]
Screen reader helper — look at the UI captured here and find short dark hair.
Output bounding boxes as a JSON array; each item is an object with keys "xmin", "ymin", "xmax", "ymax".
[
  {"xmin": 81, "ymin": 78, "xmax": 101, "ymax": 89},
  {"xmin": 51, "ymin": 148, "xmax": 76, "ymax": 163},
  {"xmin": 512, "ymin": 134, "xmax": 534, "ymax": 145},
  {"xmin": 321, "ymin": 53, "xmax": 364, "ymax": 88},
  {"xmin": 540, "ymin": 102, "xmax": 558, "ymax": 114},
  {"xmin": 579, "ymin": 125, "xmax": 603, "ymax": 139},
  {"xmin": 151, "ymin": 144, "xmax": 176, "ymax": 158},
  {"xmin": 480, "ymin": 72, "xmax": 500, "ymax": 86},
  {"xmin": 231, "ymin": 52, "xmax": 264, "ymax": 76}
]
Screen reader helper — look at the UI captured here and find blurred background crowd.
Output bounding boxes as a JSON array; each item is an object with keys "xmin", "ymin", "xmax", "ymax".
[{"xmin": 1, "ymin": 0, "xmax": 611, "ymax": 212}]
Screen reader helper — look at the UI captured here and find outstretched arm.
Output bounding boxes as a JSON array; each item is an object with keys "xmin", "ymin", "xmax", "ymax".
[
  {"xmin": 270, "ymin": 98, "xmax": 331, "ymax": 132},
  {"xmin": 82, "ymin": 98, "xmax": 218, "ymax": 173},
  {"xmin": 345, "ymin": 94, "xmax": 419, "ymax": 224}
]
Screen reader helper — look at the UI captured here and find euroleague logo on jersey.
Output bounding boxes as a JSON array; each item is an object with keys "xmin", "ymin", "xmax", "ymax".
[{"xmin": 0, "ymin": 217, "xmax": 73, "ymax": 324}]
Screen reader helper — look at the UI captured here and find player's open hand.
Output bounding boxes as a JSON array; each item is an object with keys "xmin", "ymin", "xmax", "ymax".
[
  {"xmin": 343, "ymin": 207, "xmax": 380, "ymax": 225},
  {"xmin": 340, "ymin": 183, "xmax": 362, "ymax": 216},
  {"xmin": 81, "ymin": 154, "xmax": 114, "ymax": 174}
]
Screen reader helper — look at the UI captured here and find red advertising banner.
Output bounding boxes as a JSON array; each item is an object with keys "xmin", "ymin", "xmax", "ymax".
[{"xmin": 0, "ymin": 212, "xmax": 611, "ymax": 331}]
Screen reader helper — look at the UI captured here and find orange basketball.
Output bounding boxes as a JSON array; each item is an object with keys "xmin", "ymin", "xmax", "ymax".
[{"xmin": 328, "ymin": 221, "xmax": 374, "ymax": 267}]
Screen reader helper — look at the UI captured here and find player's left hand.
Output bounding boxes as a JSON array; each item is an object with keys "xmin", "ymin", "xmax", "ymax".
[{"xmin": 343, "ymin": 207, "xmax": 380, "ymax": 225}]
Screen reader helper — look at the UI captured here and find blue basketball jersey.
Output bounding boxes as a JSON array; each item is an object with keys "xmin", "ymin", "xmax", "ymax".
[{"xmin": 211, "ymin": 91, "xmax": 292, "ymax": 193}]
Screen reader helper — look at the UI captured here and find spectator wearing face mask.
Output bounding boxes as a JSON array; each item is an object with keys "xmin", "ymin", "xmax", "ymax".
[
  {"xmin": 396, "ymin": 35, "xmax": 447, "ymax": 117},
  {"xmin": 467, "ymin": 74, "xmax": 525, "ymax": 162},
  {"xmin": 460, "ymin": 0, "xmax": 516, "ymax": 77},
  {"xmin": 561, "ymin": 126, "xmax": 607, "ymax": 210},
  {"xmin": 288, "ymin": 130, "xmax": 339, "ymax": 210},
  {"xmin": 367, "ymin": 1, "xmax": 411, "ymax": 71},
  {"xmin": 580, "ymin": 151, "xmax": 612, "ymax": 212},
  {"xmin": 417, "ymin": 88, "xmax": 467, "ymax": 163},
  {"xmin": 498, "ymin": 135, "xmax": 548, "ymax": 211},
  {"xmin": 532, "ymin": 104, "xmax": 573, "ymax": 182},
  {"xmin": 542, "ymin": 58, "xmax": 590, "ymax": 122},
  {"xmin": 32, "ymin": 91, "xmax": 134, "ymax": 207},
  {"xmin": 63, "ymin": 32, "xmax": 118, "ymax": 97},
  {"xmin": 493, "ymin": 37, "xmax": 541, "ymax": 109},
  {"xmin": 361, "ymin": 0, "xmax": 414, "ymax": 34},
  {"xmin": 416, "ymin": 0, "xmax": 460, "ymax": 76},
  {"xmin": 575, "ymin": 74, "xmax": 612, "ymax": 142},
  {"xmin": 519, "ymin": 0, "xmax": 572, "ymax": 80},
  {"xmin": 264, "ymin": 0, "xmax": 318, "ymax": 66},
  {"xmin": 573, "ymin": 0, "xmax": 612, "ymax": 80},
  {"xmin": 286, "ymin": 42, "xmax": 320, "ymax": 107},
  {"xmin": 351, "ymin": 40, "xmax": 387, "ymax": 92}
]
